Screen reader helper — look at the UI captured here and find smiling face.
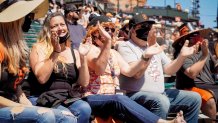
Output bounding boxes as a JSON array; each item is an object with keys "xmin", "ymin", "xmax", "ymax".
[{"xmin": 50, "ymin": 15, "xmax": 68, "ymax": 37}]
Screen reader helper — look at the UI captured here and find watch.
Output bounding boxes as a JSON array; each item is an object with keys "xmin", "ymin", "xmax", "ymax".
[{"xmin": 141, "ymin": 55, "xmax": 150, "ymax": 62}]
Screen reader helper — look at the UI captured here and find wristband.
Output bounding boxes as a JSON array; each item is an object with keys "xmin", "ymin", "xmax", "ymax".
[
  {"xmin": 141, "ymin": 55, "xmax": 150, "ymax": 62},
  {"xmin": 54, "ymin": 50, "xmax": 61, "ymax": 53}
]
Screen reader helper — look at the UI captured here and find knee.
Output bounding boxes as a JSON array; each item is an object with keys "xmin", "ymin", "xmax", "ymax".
[
  {"xmin": 189, "ymin": 92, "xmax": 202, "ymax": 105},
  {"xmin": 79, "ymin": 102, "xmax": 92, "ymax": 116},
  {"xmin": 70, "ymin": 100, "xmax": 92, "ymax": 117},
  {"xmin": 37, "ymin": 108, "xmax": 56, "ymax": 123}
]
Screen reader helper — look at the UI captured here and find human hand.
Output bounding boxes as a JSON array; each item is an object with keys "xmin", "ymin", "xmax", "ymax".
[
  {"xmin": 51, "ymin": 31, "xmax": 61, "ymax": 52},
  {"xmin": 97, "ymin": 21, "xmax": 112, "ymax": 42},
  {"xmin": 147, "ymin": 27, "xmax": 157, "ymax": 46},
  {"xmin": 79, "ymin": 37, "xmax": 92, "ymax": 56},
  {"xmin": 180, "ymin": 40, "xmax": 199, "ymax": 57},
  {"xmin": 143, "ymin": 44, "xmax": 166, "ymax": 58},
  {"xmin": 201, "ymin": 39, "xmax": 209, "ymax": 57}
]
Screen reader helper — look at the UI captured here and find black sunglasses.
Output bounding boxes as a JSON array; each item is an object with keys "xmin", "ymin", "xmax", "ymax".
[{"xmin": 104, "ymin": 27, "xmax": 115, "ymax": 33}]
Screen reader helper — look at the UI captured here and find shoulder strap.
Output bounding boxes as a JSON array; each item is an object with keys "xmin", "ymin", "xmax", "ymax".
[{"xmin": 71, "ymin": 48, "xmax": 76, "ymax": 64}]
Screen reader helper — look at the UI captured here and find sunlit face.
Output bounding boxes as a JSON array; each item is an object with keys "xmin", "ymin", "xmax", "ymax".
[{"xmin": 50, "ymin": 16, "xmax": 68, "ymax": 37}]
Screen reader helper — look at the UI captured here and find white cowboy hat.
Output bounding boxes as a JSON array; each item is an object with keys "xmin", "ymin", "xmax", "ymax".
[{"xmin": 0, "ymin": 0, "xmax": 49, "ymax": 22}]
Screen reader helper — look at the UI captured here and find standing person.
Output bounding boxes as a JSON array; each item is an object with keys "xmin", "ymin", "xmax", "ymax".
[
  {"xmin": 173, "ymin": 23, "xmax": 217, "ymax": 122},
  {"xmin": 0, "ymin": 0, "xmax": 76, "ymax": 123},
  {"xmin": 82, "ymin": 15, "xmax": 186, "ymax": 123},
  {"xmin": 25, "ymin": 12, "xmax": 92, "ymax": 123},
  {"xmin": 64, "ymin": 4, "xmax": 86, "ymax": 49},
  {"xmin": 117, "ymin": 14, "xmax": 201, "ymax": 123}
]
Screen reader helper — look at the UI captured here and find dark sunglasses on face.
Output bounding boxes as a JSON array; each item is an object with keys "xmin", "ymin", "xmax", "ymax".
[
  {"xmin": 104, "ymin": 27, "xmax": 115, "ymax": 33},
  {"xmin": 187, "ymin": 33, "xmax": 203, "ymax": 46}
]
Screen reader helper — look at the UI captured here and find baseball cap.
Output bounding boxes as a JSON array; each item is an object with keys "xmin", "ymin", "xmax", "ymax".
[{"xmin": 129, "ymin": 13, "xmax": 155, "ymax": 29}]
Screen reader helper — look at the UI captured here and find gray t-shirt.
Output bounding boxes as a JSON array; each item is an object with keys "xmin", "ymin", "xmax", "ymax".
[{"xmin": 118, "ymin": 40, "xmax": 171, "ymax": 93}]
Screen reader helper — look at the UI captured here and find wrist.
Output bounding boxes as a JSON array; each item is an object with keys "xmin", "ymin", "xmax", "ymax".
[
  {"xmin": 141, "ymin": 55, "xmax": 150, "ymax": 62},
  {"xmin": 53, "ymin": 50, "xmax": 61, "ymax": 53}
]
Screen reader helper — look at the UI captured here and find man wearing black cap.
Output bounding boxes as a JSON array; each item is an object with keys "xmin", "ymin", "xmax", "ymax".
[
  {"xmin": 118, "ymin": 14, "xmax": 201, "ymax": 123},
  {"xmin": 64, "ymin": 3, "xmax": 86, "ymax": 49}
]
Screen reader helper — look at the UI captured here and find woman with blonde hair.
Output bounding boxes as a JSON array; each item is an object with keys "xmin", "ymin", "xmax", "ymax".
[
  {"xmin": 0, "ymin": 0, "xmax": 76, "ymax": 122},
  {"xmin": 25, "ymin": 11, "xmax": 92, "ymax": 123}
]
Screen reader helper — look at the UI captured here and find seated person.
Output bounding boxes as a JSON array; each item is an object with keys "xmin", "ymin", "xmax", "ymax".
[
  {"xmin": 82, "ymin": 15, "xmax": 186, "ymax": 123},
  {"xmin": 173, "ymin": 23, "xmax": 217, "ymax": 122},
  {"xmin": 117, "ymin": 14, "xmax": 201, "ymax": 123},
  {"xmin": 0, "ymin": 0, "xmax": 76, "ymax": 122},
  {"xmin": 24, "ymin": 12, "xmax": 91, "ymax": 123}
]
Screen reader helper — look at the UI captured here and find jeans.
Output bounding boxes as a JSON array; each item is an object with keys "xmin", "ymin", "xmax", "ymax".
[
  {"xmin": 127, "ymin": 89, "xmax": 201, "ymax": 123},
  {"xmin": 29, "ymin": 96, "xmax": 91, "ymax": 123},
  {"xmin": 83, "ymin": 94, "xmax": 160, "ymax": 123},
  {"xmin": 0, "ymin": 106, "xmax": 76, "ymax": 123}
]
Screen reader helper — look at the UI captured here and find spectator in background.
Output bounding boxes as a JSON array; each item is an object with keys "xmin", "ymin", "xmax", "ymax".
[
  {"xmin": 118, "ymin": 14, "xmax": 201, "ymax": 123},
  {"xmin": 173, "ymin": 23, "xmax": 217, "ymax": 122},
  {"xmin": 0, "ymin": 0, "xmax": 76, "ymax": 122},
  {"xmin": 64, "ymin": 4, "xmax": 86, "ymax": 49}
]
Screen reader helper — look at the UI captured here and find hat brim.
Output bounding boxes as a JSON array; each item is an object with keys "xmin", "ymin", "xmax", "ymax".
[
  {"xmin": 172, "ymin": 28, "xmax": 211, "ymax": 48},
  {"xmin": 135, "ymin": 20, "xmax": 156, "ymax": 26},
  {"xmin": 0, "ymin": 0, "xmax": 48, "ymax": 22}
]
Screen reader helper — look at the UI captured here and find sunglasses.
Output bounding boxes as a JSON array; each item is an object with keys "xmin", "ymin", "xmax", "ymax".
[
  {"xmin": 104, "ymin": 27, "xmax": 115, "ymax": 33},
  {"xmin": 187, "ymin": 33, "xmax": 203, "ymax": 46}
]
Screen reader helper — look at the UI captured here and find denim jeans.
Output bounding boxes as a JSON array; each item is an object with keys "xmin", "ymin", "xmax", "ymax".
[
  {"xmin": 127, "ymin": 89, "xmax": 201, "ymax": 123},
  {"xmin": 29, "ymin": 96, "xmax": 91, "ymax": 123},
  {"xmin": 0, "ymin": 106, "xmax": 76, "ymax": 123},
  {"xmin": 83, "ymin": 94, "xmax": 160, "ymax": 123}
]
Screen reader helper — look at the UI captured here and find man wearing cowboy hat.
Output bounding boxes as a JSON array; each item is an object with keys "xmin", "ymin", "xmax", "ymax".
[
  {"xmin": 173, "ymin": 23, "xmax": 218, "ymax": 122},
  {"xmin": 117, "ymin": 14, "xmax": 201, "ymax": 123}
]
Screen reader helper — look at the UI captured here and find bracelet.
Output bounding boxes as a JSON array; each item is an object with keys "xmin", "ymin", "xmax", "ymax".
[
  {"xmin": 141, "ymin": 55, "xmax": 150, "ymax": 62},
  {"xmin": 53, "ymin": 50, "xmax": 61, "ymax": 53}
]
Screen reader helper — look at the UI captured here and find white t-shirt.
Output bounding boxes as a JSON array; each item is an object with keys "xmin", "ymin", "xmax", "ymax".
[{"xmin": 118, "ymin": 40, "xmax": 171, "ymax": 93}]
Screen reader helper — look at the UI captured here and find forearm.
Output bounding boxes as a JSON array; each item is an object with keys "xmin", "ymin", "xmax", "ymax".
[
  {"xmin": 0, "ymin": 96, "xmax": 23, "ymax": 108},
  {"xmin": 164, "ymin": 54, "xmax": 186, "ymax": 75},
  {"xmin": 34, "ymin": 52, "xmax": 59, "ymax": 84},
  {"xmin": 124, "ymin": 59, "xmax": 150, "ymax": 77},
  {"xmin": 94, "ymin": 42, "xmax": 111, "ymax": 75},
  {"xmin": 186, "ymin": 56, "xmax": 207, "ymax": 78},
  {"xmin": 78, "ymin": 55, "xmax": 90, "ymax": 87}
]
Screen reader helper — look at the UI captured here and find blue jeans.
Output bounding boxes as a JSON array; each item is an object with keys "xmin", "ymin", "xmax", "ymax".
[
  {"xmin": 83, "ymin": 94, "xmax": 160, "ymax": 123},
  {"xmin": 0, "ymin": 106, "xmax": 76, "ymax": 123},
  {"xmin": 127, "ymin": 89, "xmax": 201, "ymax": 123},
  {"xmin": 29, "ymin": 96, "xmax": 91, "ymax": 123}
]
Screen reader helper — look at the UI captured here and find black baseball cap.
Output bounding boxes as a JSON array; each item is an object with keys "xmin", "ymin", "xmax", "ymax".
[
  {"xmin": 88, "ymin": 15, "xmax": 112, "ymax": 27},
  {"xmin": 129, "ymin": 13, "xmax": 155, "ymax": 29},
  {"xmin": 64, "ymin": 4, "xmax": 78, "ymax": 15}
]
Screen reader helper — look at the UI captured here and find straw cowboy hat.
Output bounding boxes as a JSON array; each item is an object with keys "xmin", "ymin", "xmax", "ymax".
[
  {"xmin": 0, "ymin": 0, "xmax": 49, "ymax": 22},
  {"xmin": 172, "ymin": 22, "xmax": 211, "ymax": 48}
]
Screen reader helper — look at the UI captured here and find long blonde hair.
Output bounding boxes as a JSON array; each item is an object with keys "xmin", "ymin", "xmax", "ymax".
[
  {"xmin": 0, "ymin": 18, "xmax": 29, "ymax": 75},
  {"xmin": 36, "ymin": 12, "xmax": 69, "ymax": 75}
]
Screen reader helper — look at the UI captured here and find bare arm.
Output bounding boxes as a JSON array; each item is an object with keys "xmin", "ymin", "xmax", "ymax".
[
  {"xmin": 115, "ymin": 51, "xmax": 149, "ymax": 77},
  {"xmin": 86, "ymin": 22, "xmax": 112, "ymax": 75},
  {"xmin": 164, "ymin": 40, "xmax": 199, "ymax": 75},
  {"xmin": 30, "ymin": 45, "xmax": 59, "ymax": 84},
  {"xmin": 0, "ymin": 96, "xmax": 23, "ymax": 108},
  {"xmin": 74, "ymin": 49, "xmax": 90, "ymax": 87},
  {"xmin": 184, "ymin": 39, "xmax": 209, "ymax": 79}
]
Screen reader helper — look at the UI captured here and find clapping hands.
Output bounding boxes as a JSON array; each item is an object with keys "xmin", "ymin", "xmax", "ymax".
[
  {"xmin": 142, "ymin": 44, "xmax": 166, "ymax": 58},
  {"xmin": 180, "ymin": 40, "xmax": 199, "ymax": 57},
  {"xmin": 79, "ymin": 37, "xmax": 92, "ymax": 56}
]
